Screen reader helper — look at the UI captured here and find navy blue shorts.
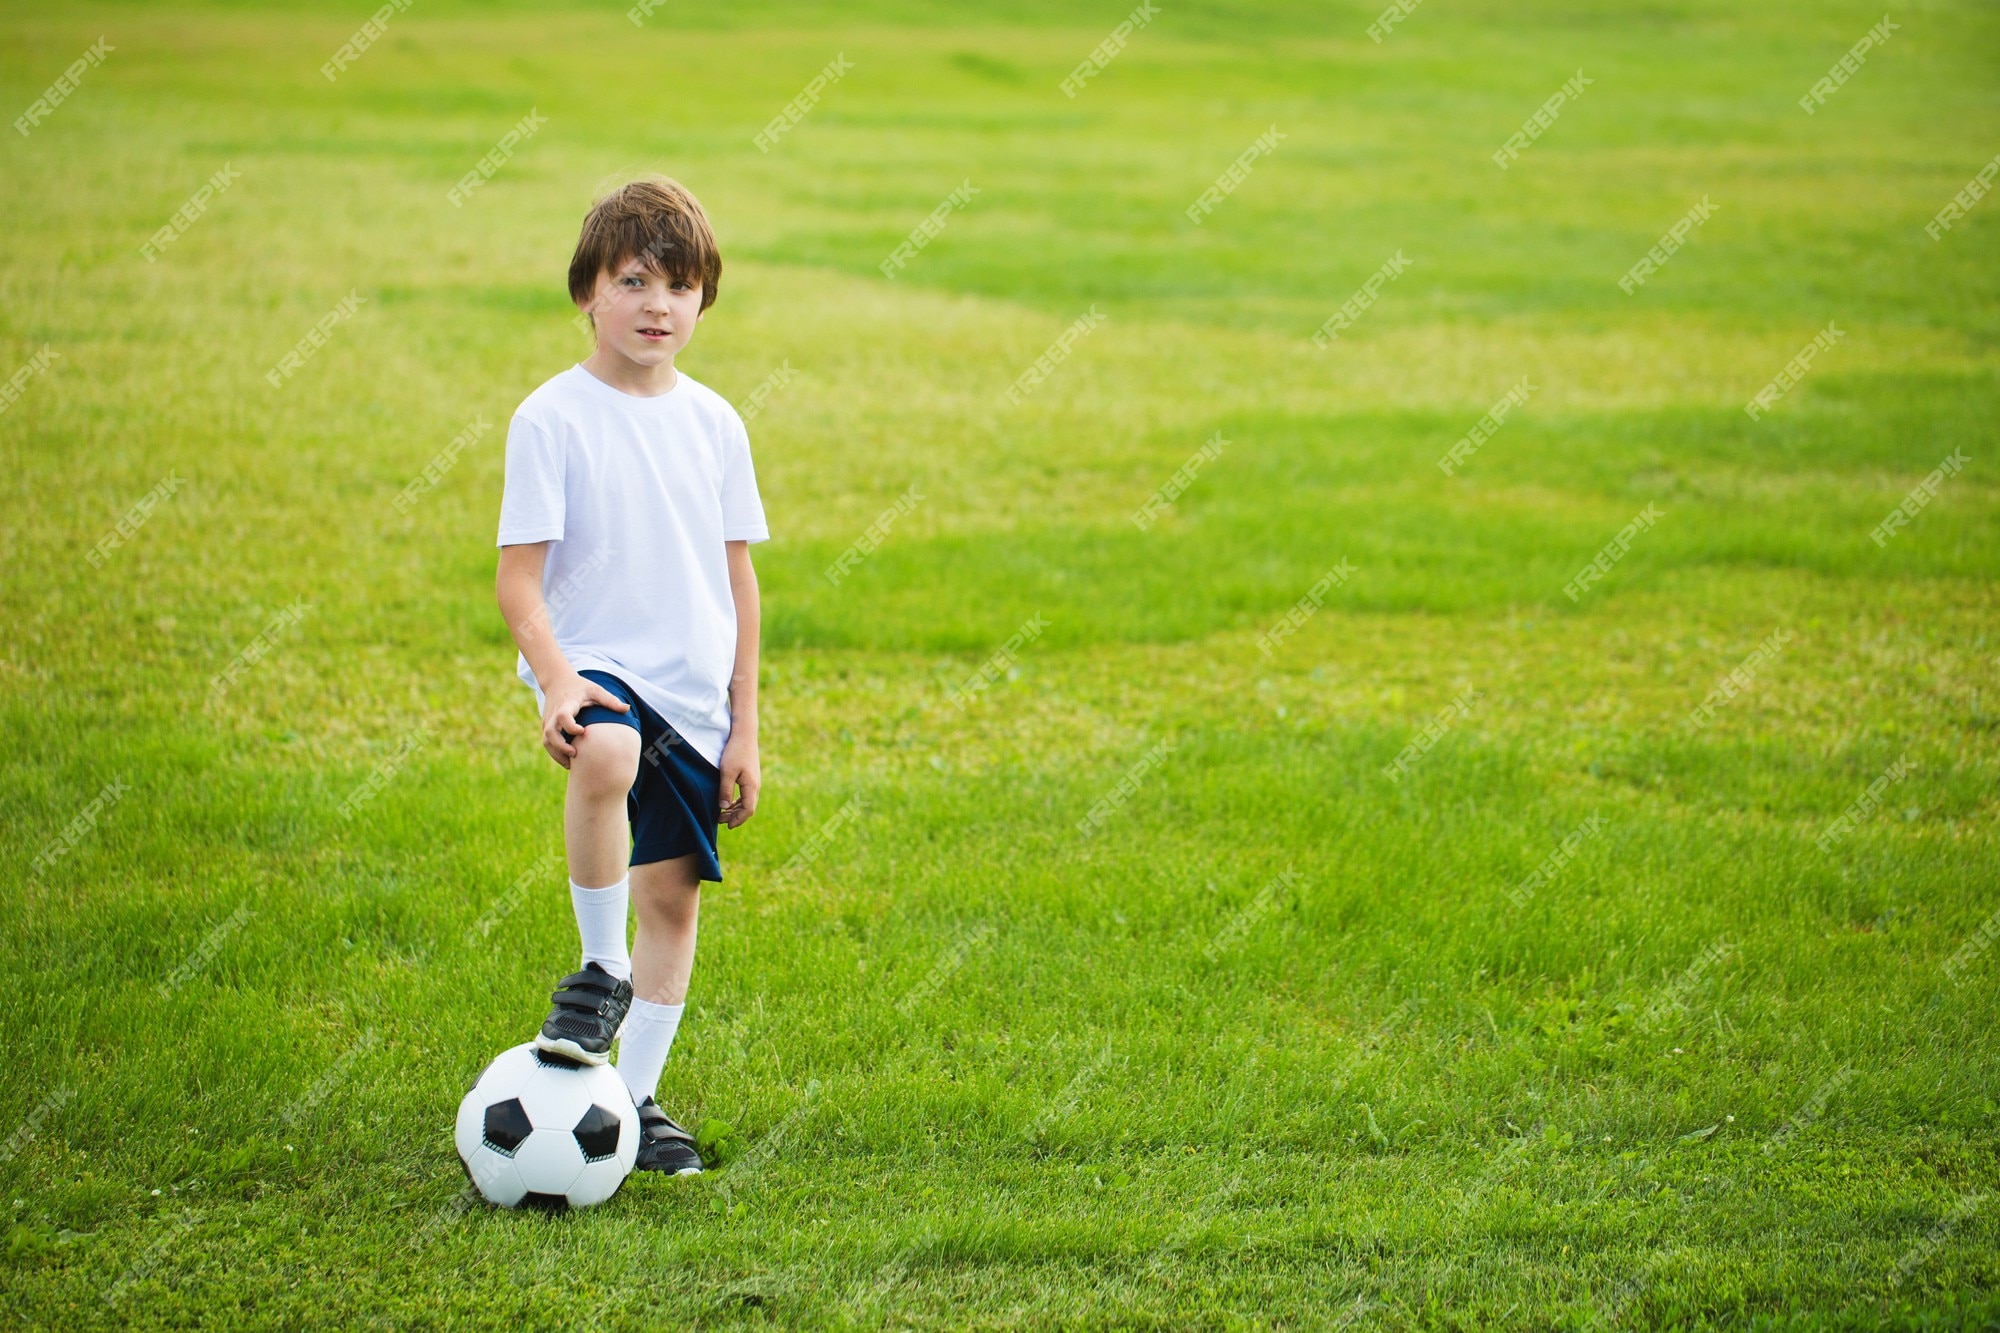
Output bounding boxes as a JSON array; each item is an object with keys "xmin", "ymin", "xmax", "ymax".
[{"xmin": 565, "ymin": 669, "xmax": 723, "ymax": 882}]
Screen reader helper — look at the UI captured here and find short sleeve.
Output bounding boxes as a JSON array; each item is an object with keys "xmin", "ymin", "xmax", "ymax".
[
  {"xmin": 496, "ymin": 413, "xmax": 565, "ymax": 546},
  {"xmin": 719, "ymin": 408, "xmax": 770, "ymax": 543}
]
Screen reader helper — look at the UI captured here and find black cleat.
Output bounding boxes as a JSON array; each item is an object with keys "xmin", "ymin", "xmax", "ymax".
[
  {"xmin": 633, "ymin": 1098, "xmax": 704, "ymax": 1175},
  {"xmin": 535, "ymin": 962, "xmax": 633, "ymax": 1065}
]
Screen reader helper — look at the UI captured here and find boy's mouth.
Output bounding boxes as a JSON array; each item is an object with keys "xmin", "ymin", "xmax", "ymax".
[{"xmin": 638, "ymin": 327, "xmax": 670, "ymax": 341}]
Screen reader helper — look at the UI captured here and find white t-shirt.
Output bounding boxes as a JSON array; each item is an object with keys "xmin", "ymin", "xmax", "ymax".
[{"xmin": 496, "ymin": 363, "xmax": 769, "ymax": 768}]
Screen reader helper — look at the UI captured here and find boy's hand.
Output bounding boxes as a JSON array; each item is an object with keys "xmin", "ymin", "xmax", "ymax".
[
  {"xmin": 719, "ymin": 732, "xmax": 759, "ymax": 828},
  {"xmin": 541, "ymin": 673, "xmax": 629, "ymax": 768}
]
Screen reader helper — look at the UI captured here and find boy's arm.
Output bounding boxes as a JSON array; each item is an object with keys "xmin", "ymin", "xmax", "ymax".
[
  {"xmin": 719, "ymin": 539, "xmax": 760, "ymax": 828},
  {"xmin": 495, "ymin": 541, "xmax": 628, "ymax": 769}
]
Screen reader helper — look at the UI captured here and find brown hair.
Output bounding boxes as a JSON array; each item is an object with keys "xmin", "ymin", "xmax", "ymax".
[{"xmin": 567, "ymin": 175, "xmax": 722, "ymax": 324}]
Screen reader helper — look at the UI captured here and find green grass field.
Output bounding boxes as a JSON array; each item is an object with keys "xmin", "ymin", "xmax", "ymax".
[{"xmin": 4, "ymin": 0, "xmax": 1998, "ymax": 1326}]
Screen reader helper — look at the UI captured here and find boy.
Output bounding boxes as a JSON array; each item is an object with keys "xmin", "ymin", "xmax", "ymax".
[{"xmin": 494, "ymin": 176, "xmax": 767, "ymax": 1177}]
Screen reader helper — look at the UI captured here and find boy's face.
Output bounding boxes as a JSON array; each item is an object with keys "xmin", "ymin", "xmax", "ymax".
[{"xmin": 578, "ymin": 254, "xmax": 704, "ymax": 367}]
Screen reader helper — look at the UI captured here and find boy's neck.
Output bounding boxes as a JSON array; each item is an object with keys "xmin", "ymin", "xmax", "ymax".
[{"xmin": 581, "ymin": 345, "xmax": 680, "ymax": 398}]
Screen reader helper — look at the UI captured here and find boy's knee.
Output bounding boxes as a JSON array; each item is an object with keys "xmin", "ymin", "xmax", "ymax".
[
  {"xmin": 632, "ymin": 869, "xmax": 700, "ymax": 921},
  {"xmin": 569, "ymin": 724, "xmax": 639, "ymax": 798}
]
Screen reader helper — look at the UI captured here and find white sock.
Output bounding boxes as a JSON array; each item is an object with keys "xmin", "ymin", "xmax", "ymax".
[
  {"xmin": 615, "ymin": 997, "xmax": 685, "ymax": 1105},
  {"xmin": 570, "ymin": 878, "xmax": 631, "ymax": 981}
]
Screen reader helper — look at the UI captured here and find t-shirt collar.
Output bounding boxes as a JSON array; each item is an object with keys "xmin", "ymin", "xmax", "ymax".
[{"xmin": 570, "ymin": 361, "xmax": 685, "ymax": 411}]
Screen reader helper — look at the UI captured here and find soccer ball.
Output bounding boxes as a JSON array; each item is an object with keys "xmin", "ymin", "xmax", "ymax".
[{"xmin": 455, "ymin": 1042, "xmax": 638, "ymax": 1209}]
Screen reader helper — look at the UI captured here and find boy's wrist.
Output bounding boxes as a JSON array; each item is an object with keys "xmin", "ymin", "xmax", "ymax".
[{"xmin": 538, "ymin": 667, "xmax": 587, "ymax": 701}]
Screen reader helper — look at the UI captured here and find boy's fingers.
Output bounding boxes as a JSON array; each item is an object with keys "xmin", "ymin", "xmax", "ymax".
[
  {"xmin": 719, "ymin": 773, "xmax": 756, "ymax": 826},
  {"xmin": 588, "ymin": 685, "xmax": 630, "ymax": 711}
]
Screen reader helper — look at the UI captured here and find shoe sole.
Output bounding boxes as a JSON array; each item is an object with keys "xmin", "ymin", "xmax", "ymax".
[{"xmin": 535, "ymin": 1032, "xmax": 611, "ymax": 1066}]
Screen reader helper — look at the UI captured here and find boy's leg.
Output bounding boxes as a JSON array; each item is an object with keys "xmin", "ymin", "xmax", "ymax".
[
  {"xmin": 535, "ymin": 721, "xmax": 640, "ymax": 1064},
  {"xmin": 616, "ymin": 853, "xmax": 701, "ymax": 1105},
  {"xmin": 565, "ymin": 722, "xmax": 641, "ymax": 979},
  {"xmin": 566, "ymin": 723, "xmax": 641, "ymax": 890},
  {"xmin": 630, "ymin": 853, "xmax": 701, "ymax": 1005}
]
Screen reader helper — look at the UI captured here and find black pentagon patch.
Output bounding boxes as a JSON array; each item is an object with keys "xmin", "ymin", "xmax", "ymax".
[
  {"xmin": 518, "ymin": 1191, "xmax": 569, "ymax": 1213},
  {"xmin": 573, "ymin": 1104, "xmax": 623, "ymax": 1162},
  {"xmin": 482, "ymin": 1098, "xmax": 533, "ymax": 1155},
  {"xmin": 532, "ymin": 1047, "xmax": 586, "ymax": 1071}
]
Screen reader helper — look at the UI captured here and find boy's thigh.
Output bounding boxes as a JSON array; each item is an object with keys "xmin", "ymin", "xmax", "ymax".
[
  {"xmin": 573, "ymin": 669, "xmax": 643, "ymax": 734},
  {"xmin": 567, "ymin": 670, "xmax": 644, "ymax": 798},
  {"xmin": 630, "ymin": 723, "xmax": 724, "ymax": 883}
]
